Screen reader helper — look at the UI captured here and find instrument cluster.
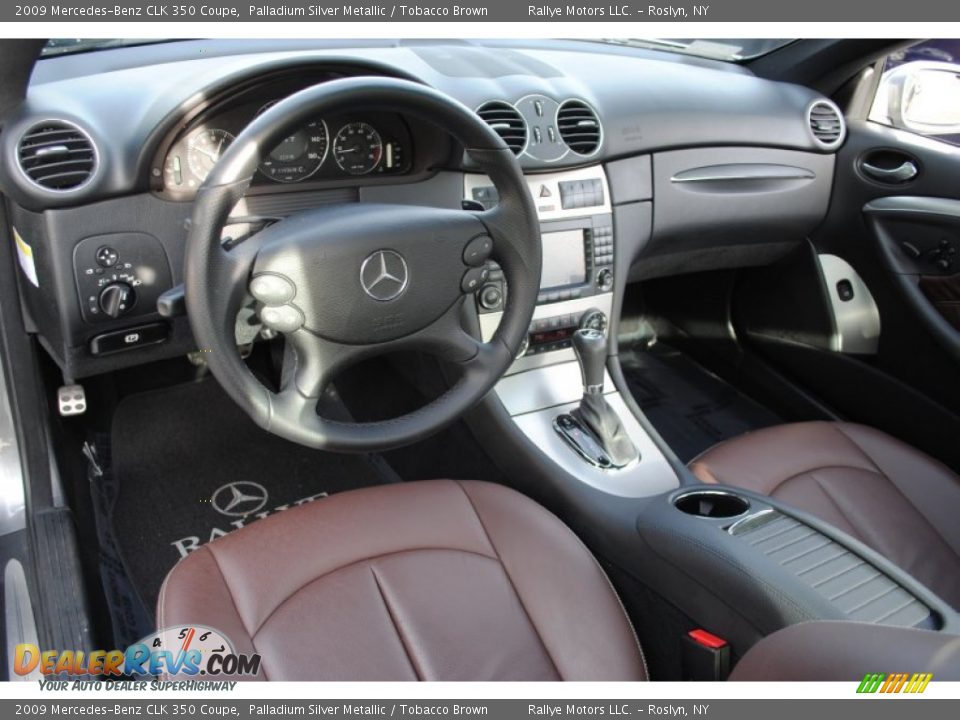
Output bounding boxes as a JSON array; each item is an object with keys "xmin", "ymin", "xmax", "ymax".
[{"xmin": 159, "ymin": 93, "xmax": 412, "ymax": 198}]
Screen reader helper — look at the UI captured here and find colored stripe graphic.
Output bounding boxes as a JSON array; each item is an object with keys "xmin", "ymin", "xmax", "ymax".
[{"xmin": 857, "ymin": 672, "xmax": 932, "ymax": 693}]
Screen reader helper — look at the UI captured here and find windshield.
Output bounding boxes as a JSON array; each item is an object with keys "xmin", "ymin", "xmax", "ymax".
[
  {"xmin": 41, "ymin": 39, "xmax": 173, "ymax": 56},
  {"xmin": 598, "ymin": 38, "xmax": 795, "ymax": 61},
  {"xmin": 41, "ymin": 38, "xmax": 795, "ymax": 62}
]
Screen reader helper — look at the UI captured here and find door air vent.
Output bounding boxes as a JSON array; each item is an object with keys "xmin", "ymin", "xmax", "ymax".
[
  {"xmin": 476, "ymin": 101, "xmax": 527, "ymax": 155},
  {"xmin": 557, "ymin": 100, "xmax": 602, "ymax": 156},
  {"xmin": 17, "ymin": 121, "xmax": 98, "ymax": 191},
  {"xmin": 808, "ymin": 100, "xmax": 846, "ymax": 149}
]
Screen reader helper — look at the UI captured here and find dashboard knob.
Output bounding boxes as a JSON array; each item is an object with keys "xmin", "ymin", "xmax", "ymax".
[
  {"xmin": 596, "ymin": 268, "xmax": 614, "ymax": 291},
  {"xmin": 579, "ymin": 309, "xmax": 608, "ymax": 333},
  {"xmin": 479, "ymin": 284, "xmax": 503, "ymax": 310},
  {"xmin": 99, "ymin": 282, "xmax": 135, "ymax": 319}
]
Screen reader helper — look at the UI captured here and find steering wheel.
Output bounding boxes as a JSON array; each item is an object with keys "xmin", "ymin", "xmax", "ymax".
[{"xmin": 184, "ymin": 77, "xmax": 541, "ymax": 452}]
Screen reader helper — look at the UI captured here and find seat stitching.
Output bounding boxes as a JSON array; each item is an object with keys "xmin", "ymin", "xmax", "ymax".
[
  {"xmin": 806, "ymin": 472, "xmax": 869, "ymax": 544},
  {"xmin": 204, "ymin": 545, "xmax": 267, "ymax": 680},
  {"xmin": 768, "ymin": 464, "xmax": 885, "ymax": 498},
  {"xmin": 249, "ymin": 547, "xmax": 499, "ymax": 639},
  {"xmin": 453, "ymin": 481, "xmax": 562, "ymax": 679},
  {"xmin": 832, "ymin": 424, "xmax": 960, "ymax": 556},
  {"xmin": 561, "ymin": 525, "xmax": 649, "ymax": 679},
  {"xmin": 369, "ymin": 564, "xmax": 423, "ymax": 681}
]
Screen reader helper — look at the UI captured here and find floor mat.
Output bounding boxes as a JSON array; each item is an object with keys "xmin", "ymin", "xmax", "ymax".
[
  {"xmin": 96, "ymin": 378, "xmax": 396, "ymax": 636},
  {"xmin": 620, "ymin": 342, "xmax": 783, "ymax": 463}
]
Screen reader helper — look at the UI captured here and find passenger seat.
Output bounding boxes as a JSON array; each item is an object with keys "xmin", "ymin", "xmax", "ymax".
[{"xmin": 689, "ymin": 421, "xmax": 960, "ymax": 608}]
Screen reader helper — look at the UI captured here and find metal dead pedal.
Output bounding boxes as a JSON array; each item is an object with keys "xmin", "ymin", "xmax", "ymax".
[{"xmin": 57, "ymin": 384, "xmax": 87, "ymax": 417}]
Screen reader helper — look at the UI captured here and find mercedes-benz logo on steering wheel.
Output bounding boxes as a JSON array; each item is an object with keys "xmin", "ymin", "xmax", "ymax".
[{"xmin": 360, "ymin": 250, "xmax": 409, "ymax": 301}]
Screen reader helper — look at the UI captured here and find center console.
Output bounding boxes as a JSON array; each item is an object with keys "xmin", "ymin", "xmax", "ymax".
[{"xmin": 464, "ymin": 166, "xmax": 678, "ymax": 498}]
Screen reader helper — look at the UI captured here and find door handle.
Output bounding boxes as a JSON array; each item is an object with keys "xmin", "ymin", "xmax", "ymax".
[{"xmin": 861, "ymin": 160, "xmax": 919, "ymax": 183}]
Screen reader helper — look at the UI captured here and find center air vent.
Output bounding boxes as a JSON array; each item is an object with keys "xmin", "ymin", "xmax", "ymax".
[
  {"xmin": 557, "ymin": 100, "xmax": 602, "ymax": 156},
  {"xmin": 808, "ymin": 101, "xmax": 846, "ymax": 149},
  {"xmin": 17, "ymin": 121, "xmax": 98, "ymax": 191},
  {"xmin": 476, "ymin": 101, "xmax": 527, "ymax": 155}
]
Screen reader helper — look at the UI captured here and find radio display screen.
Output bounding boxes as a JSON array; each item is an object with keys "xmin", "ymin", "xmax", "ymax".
[{"xmin": 540, "ymin": 230, "xmax": 587, "ymax": 290}]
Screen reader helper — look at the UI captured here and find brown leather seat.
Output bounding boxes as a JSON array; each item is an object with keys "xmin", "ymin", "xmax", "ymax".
[
  {"xmin": 690, "ymin": 421, "xmax": 960, "ymax": 608},
  {"xmin": 157, "ymin": 479, "xmax": 647, "ymax": 681}
]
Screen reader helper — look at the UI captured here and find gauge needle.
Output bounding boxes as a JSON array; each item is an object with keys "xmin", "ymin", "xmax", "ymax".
[{"xmin": 197, "ymin": 146, "xmax": 219, "ymax": 161}]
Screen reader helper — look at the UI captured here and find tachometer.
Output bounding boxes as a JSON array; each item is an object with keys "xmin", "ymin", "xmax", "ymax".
[
  {"xmin": 187, "ymin": 129, "xmax": 235, "ymax": 183},
  {"xmin": 332, "ymin": 122, "xmax": 383, "ymax": 176}
]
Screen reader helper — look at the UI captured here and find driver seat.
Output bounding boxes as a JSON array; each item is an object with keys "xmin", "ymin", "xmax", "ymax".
[{"xmin": 156, "ymin": 480, "xmax": 647, "ymax": 681}]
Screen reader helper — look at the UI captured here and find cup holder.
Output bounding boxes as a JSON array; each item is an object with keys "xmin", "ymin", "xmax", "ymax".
[{"xmin": 674, "ymin": 490, "xmax": 750, "ymax": 519}]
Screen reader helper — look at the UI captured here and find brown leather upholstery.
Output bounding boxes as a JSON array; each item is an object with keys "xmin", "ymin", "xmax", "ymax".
[
  {"xmin": 157, "ymin": 479, "xmax": 647, "ymax": 681},
  {"xmin": 690, "ymin": 421, "xmax": 960, "ymax": 607},
  {"xmin": 731, "ymin": 621, "xmax": 960, "ymax": 681}
]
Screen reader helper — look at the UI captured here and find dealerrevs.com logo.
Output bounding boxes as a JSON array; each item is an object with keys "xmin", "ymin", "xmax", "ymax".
[
  {"xmin": 14, "ymin": 625, "xmax": 261, "ymax": 678},
  {"xmin": 857, "ymin": 672, "xmax": 933, "ymax": 694}
]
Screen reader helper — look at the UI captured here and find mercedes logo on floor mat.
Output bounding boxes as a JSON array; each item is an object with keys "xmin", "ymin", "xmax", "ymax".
[{"xmin": 210, "ymin": 481, "xmax": 269, "ymax": 517}]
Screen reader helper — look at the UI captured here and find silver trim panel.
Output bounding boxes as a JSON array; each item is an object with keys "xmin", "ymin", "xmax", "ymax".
[
  {"xmin": 464, "ymin": 164, "xmax": 612, "ymax": 222},
  {"xmin": 818, "ymin": 254, "xmax": 881, "ymax": 355},
  {"xmin": 496, "ymin": 361, "xmax": 614, "ymax": 416},
  {"xmin": 5, "ymin": 559, "xmax": 40, "ymax": 681},
  {"xmin": 0, "ymin": 352, "xmax": 26, "ymax": 536},
  {"xmin": 511, "ymin": 389, "xmax": 678, "ymax": 499},
  {"xmin": 481, "ymin": 293, "xmax": 614, "ymax": 375}
]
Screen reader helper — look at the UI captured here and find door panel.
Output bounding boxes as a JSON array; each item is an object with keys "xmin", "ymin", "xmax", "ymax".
[{"xmin": 741, "ymin": 118, "xmax": 960, "ymax": 470}]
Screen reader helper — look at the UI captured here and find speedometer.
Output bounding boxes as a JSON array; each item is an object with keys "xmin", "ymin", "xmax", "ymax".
[
  {"xmin": 260, "ymin": 117, "xmax": 329, "ymax": 184},
  {"xmin": 187, "ymin": 129, "xmax": 235, "ymax": 183},
  {"xmin": 332, "ymin": 122, "xmax": 383, "ymax": 175}
]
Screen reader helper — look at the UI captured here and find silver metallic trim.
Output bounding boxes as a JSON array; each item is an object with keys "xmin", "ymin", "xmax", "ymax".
[
  {"xmin": 727, "ymin": 508, "xmax": 777, "ymax": 536},
  {"xmin": 479, "ymin": 293, "xmax": 614, "ymax": 375},
  {"xmin": 553, "ymin": 415, "xmax": 636, "ymax": 470},
  {"xmin": 818, "ymin": 254, "xmax": 881, "ymax": 355},
  {"xmin": 511, "ymin": 388, "xmax": 678, "ymax": 499},
  {"xmin": 15, "ymin": 118, "xmax": 100, "ymax": 195},
  {"xmin": 0, "ymin": 350, "xmax": 26, "ymax": 536},
  {"xmin": 861, "ymin": 160, "xmax": 918, "ymax": 184},
  {"xmin": 671, "ymin": 164, "xmax": 815, "ymax": 184},
  {"xmin": 806, "ymin": 99, "xmax": 847, "ymax": 151},
  {"xmin": 5, "ymin": 559, "xmax": 40, "ymax": 681},
  {"xmin": 464, "ymin": 164, "xmax": 612, "ymax": 224},
  {"xmin": 360, "ymin": 249, "xmax": 409, "ymax": 302},
  {"xmin": 673, "ymin": 488, "xmax": 751, "ymax": 519},
  {"xmin": 513, "ymin": 94, "xmax": 567, "ymax": 164},
  {"xmin": 496, "ymin": 360, "xmax": 614, "ymax": 416}
]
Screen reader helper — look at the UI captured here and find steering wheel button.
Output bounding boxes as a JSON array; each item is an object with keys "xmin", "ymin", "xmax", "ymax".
[
  {"xmin": 250, "ymin": 274, "xmax": 296, "ymax": 305},
  {"xmin": 260, "ymin": 305, "xmax": 303, "ymax": 333},
  {"xmin": 461, "ymin": 267, "xmax": 488, "ymax": 293},
  {"xmin": 463, "ymin": 235, "xmax": 494, "ymax": 266}
]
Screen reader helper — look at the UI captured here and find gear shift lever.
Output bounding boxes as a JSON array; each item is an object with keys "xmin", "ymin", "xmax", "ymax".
[
  {"xmin": 560, "ymin": 329, "xmax": 638, "ymax": 468},
  {"xmin": 572, "ymin": 328, "xmax": 607, "ymax": 394}
]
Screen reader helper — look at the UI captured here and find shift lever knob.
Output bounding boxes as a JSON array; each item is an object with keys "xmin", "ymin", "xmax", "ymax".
[{"xmin": 572, "ymin": 328, "xmax": 606, "ymax": 394}]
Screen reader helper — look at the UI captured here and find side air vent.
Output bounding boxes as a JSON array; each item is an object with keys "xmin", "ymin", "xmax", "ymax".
[
  {"xmin": 808, "ymin": 100, "xmax": 846, "ymax": 149},
  {"xmin": 557, "ymin": 100, "xmax": 602, "ymax": 156},
  {"xmin": 476, "ymin": 101, "xmax": 527, "ymax": 155},
  {"xmin": 17, "ymin": 121, "xmax": 98, "ymax": 191}
]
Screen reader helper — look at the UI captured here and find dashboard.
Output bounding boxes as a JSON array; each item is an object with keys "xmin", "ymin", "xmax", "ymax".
[{"xmin": 0, "ymin": 39, "xmax": 844, "ymax": 381}]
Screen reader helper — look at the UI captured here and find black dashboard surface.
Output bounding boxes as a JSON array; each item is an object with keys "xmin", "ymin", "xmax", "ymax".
[
  {"xmin": 0, "ymin": 39, "xmax": 843, "ymax": 380},
  {"xmin": 2, "ymin": 39, "xmax": 833, "ymax": 210}
]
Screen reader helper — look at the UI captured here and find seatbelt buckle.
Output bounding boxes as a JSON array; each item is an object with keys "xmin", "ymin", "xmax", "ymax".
[{"xmin": 682, "ymin": 628, "xmax": 730, "ymax": 681}]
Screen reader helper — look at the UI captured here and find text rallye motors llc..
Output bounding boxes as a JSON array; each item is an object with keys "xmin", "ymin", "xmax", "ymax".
[{"xmin": 528, "ymin": 5, "xmax": 709, "ymax": 18}]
